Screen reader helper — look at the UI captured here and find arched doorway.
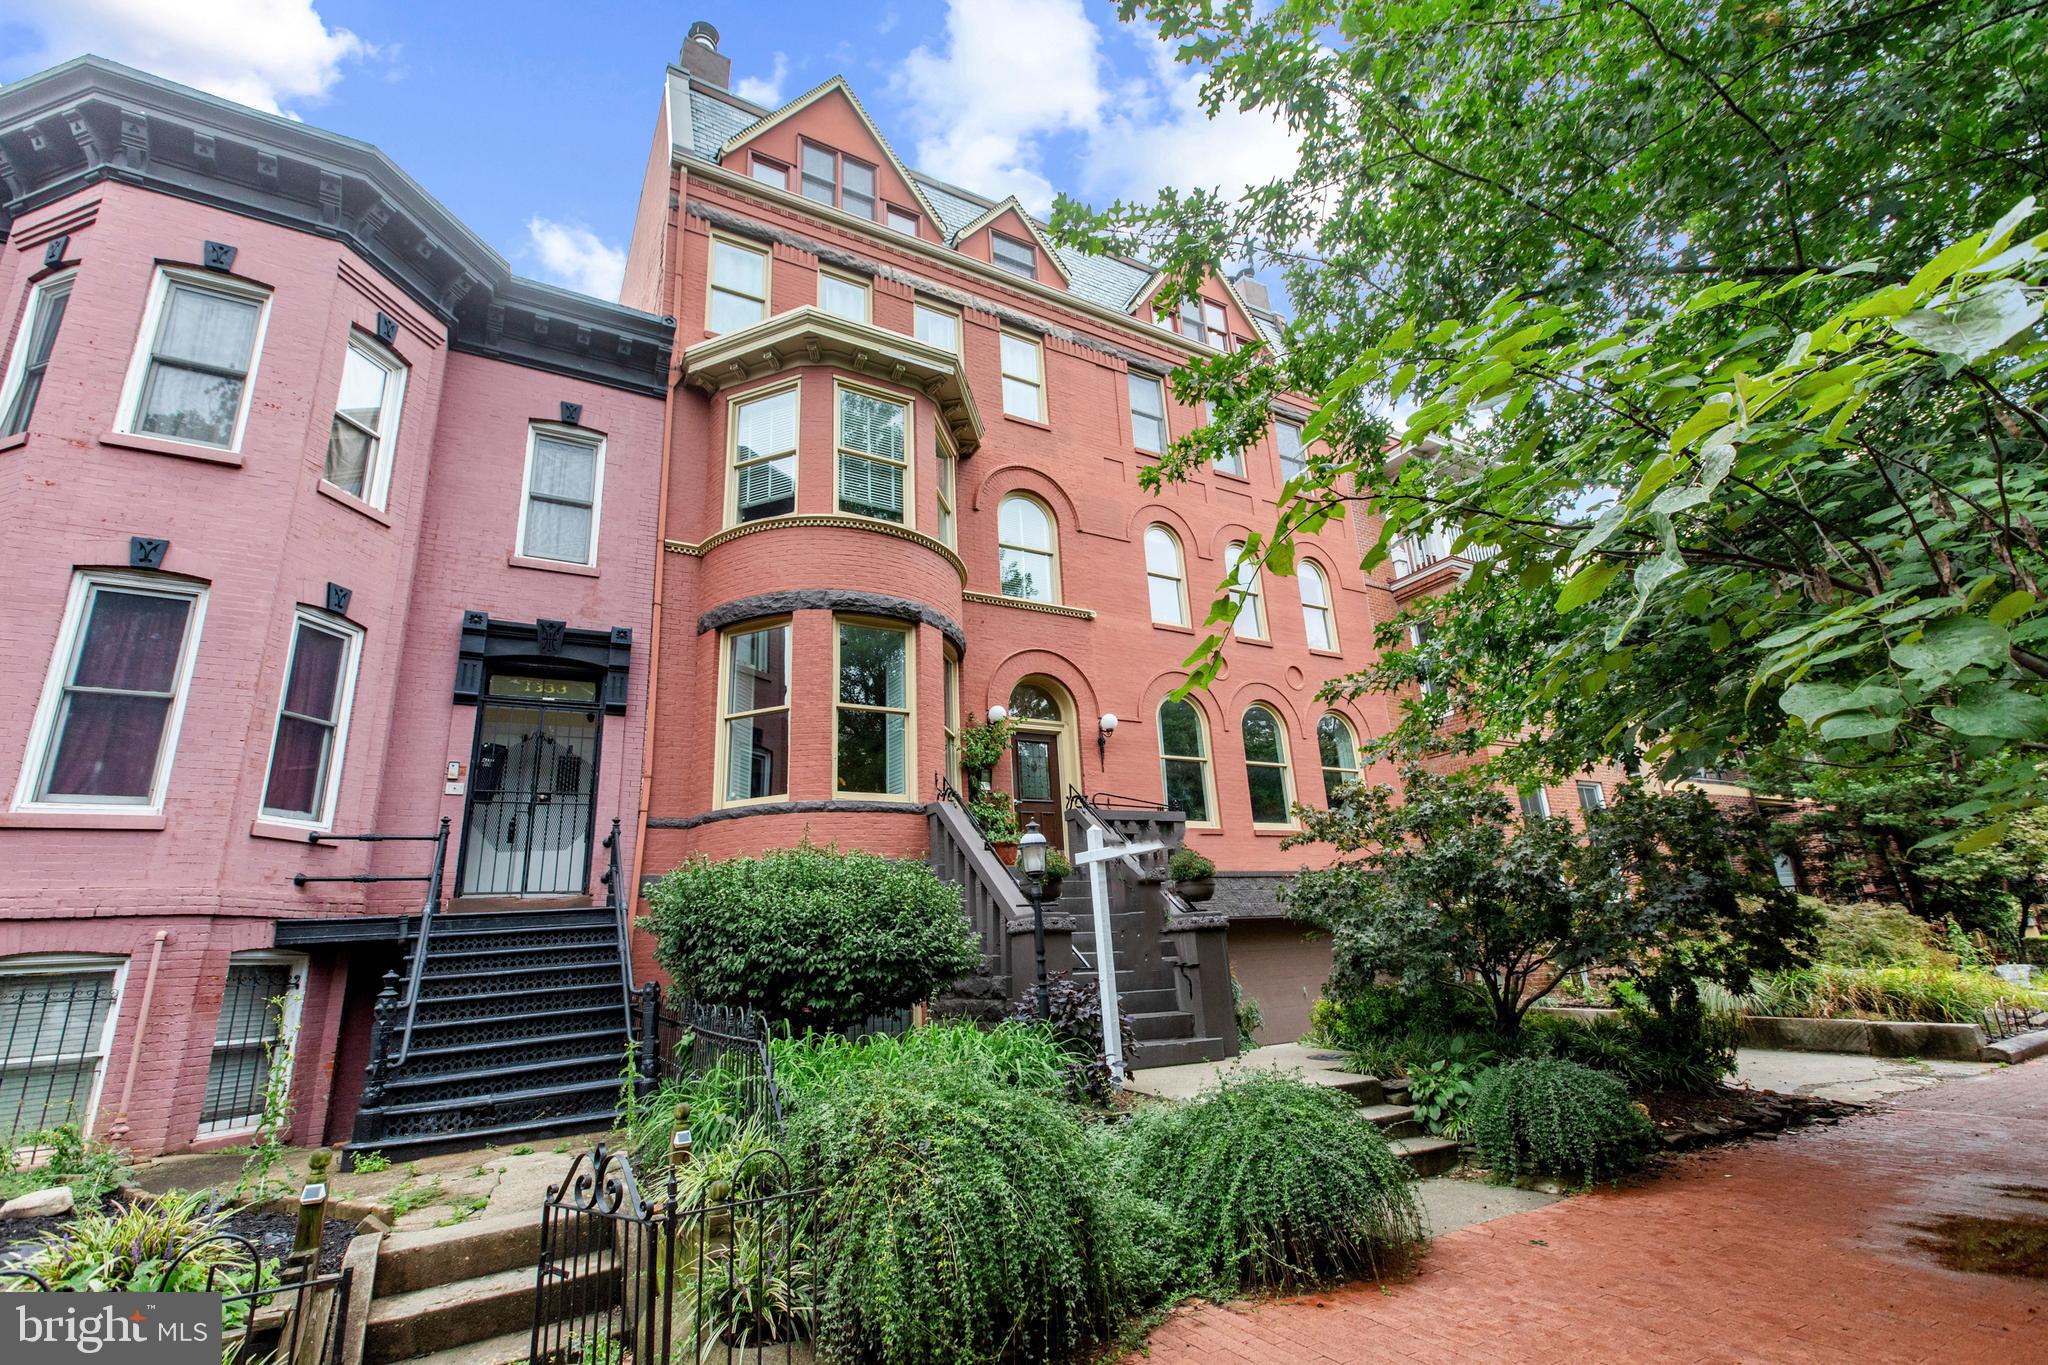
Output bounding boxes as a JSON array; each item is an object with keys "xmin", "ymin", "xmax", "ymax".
[{"xmin": 1009, "ymin": 677, "xmax": 1076, "ymax": 854}]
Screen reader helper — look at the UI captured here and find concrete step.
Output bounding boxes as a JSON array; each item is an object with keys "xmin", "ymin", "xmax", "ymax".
[
  {"xmin": 1118, "ymin": 987, "xmax": 1179, "ymax": 1013},
  {"xmin": 1359, "ymin": 1103, "xmax": 1425, "ymax": 1139},
  {"xmin": 375, "ymin": 1213, "xmax": 542, "ymax": 1296},
  {"xmin": 1128, "ymin": 1010, "xmax": 1194, "ymax": 1042},
  {"xmin": 1388, "ymin": 1135, "xmax": 1460, "ymax": 1178},
  {"xmin": 1325, "ymin": 1074, "xmax": 1386, "ymax": 1105},
  {"xmin": 1130, "ymin": 1034, "xmax": 1233, "ymax": 1068},
  {"xmin": 367, "ymin": 1261, "xmax": 614, "ymax": 1362}
]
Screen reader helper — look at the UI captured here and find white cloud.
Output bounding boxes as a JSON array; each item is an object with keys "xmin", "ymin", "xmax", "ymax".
[
  {"xmin": 16, "ymin": 0, "xmax": 371, "ymax": 116},
  {"xmin": 892, "ymin": 0, "xmax": 1106, "ymax": 216},
  {"xmin": 524, "ymin": 217, "xmax": 626, "ymax": 301},
  {"xmin": 733, "ymin": 51, "xmax": 789, "ymax": 107}
]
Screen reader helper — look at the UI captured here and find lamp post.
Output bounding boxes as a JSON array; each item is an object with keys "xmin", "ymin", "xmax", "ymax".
[{"xmin": 1016, "ymin": 817, "xmax": 1050, "ymax": 1018}]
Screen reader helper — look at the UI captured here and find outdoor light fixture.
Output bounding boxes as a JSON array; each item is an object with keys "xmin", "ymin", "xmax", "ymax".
[
  {"xmin": 987, "ymin": 704, "xmax": 1008, "ymax": 724},
  {"xmin": 1017, "ymin": 818, "xmax": 1051, "ymax": 1018},
  {"xmin": 1097, "ymin": 712, "xmax": 1118, "ymax": 764}
]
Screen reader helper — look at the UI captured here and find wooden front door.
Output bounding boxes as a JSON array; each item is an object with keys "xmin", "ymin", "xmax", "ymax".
[{"xmin": 1012, "ymin": 730, "xmax": 1064, "ymax": 854}]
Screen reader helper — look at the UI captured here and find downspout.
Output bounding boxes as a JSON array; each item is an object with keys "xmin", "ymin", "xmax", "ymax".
[
  {"xmin": 629, "ymin": 161, "xmax": 687, "ymax": 961},
  {"xmin": 104, "ymin": 929, "xmax": 168, "ymax": 1147}
]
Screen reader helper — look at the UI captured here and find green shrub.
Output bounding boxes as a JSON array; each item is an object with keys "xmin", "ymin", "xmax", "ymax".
[
  {"xmin": 1469, "ymin": 1059, "xmax": 1655, "ymax": 1185},
  {"xmin": 1167, "ymin": 847, "xmax": 1215, "ymax": 881},
  {"xmin": 1403, "ymin": 1051, "xmax": 1490, "ymax": 1137},
  {"xmin": 1525, "ymin": 994, "xmax": 1740, "ymax": 1093},
  {"xmin": 1810, "ymin": 899, "xmax": 1951, "ymax": 969},
  {"xmin": 1232, "ymin": 974, "xmax": 1263, "ymax": 1051},
  {"xmin": 1745, "ymin": 964, "xmax": 2045, "ymax": 1023},
  {"xmin": 645, "ymin": 842, "xmax": 981, "ymax": 1031},
  {"xmin": 0, "ymin": 1122, "xmax": 129, "ymax": 1203},
  {"xmin": 773, "ymin": 1021, "xmax": 1070, "ymax": 1109},
  {"xmin": 25, "ymin": 1192, "xmax": 252, "ymax": 1291},
  {"xmin": 1112, "ymin": 1075, "xmax": 1426, "ymax": 1292},
  {"xmin": 789, "ymin": 1064, "xmax": 1149, "ymax": 1365}
]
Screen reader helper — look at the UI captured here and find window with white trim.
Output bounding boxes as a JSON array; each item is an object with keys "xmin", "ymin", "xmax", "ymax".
[
  {"xmin": 1128, "ymin": 373, "xmax": 1166, "ymax": 453},
  {"xmin": 731, "ymin": 385, "xmax": 798, "ymax": 523},
  {"xmin": 1318, "ymin": 713, "xmax": 1361, "ymax": 803},
  {"xmin": 709, "ymin": 238, "xmax": 770, "ymax": 335},
  {"xmin": 817, "ymin": 270, "xmax": 871, "ymax": 323},
  {"xmin": 943, "ymin": 647, "xmax": 961, "ymax": 787},
  {"xmin": 719, "ymin": 621, "xmax": 791, "ymax": 804},
  {"xmin": 118, "ymin": 268, "xmax": 268, "ymax": 450},
  {"xmin": 198, "ymin": 954, "xmax": 304, "ymax": 1138},
  {"xmin": 259, "ymin": 612, "xmax": 360, "ymax": 826},
  {"xmin": 1577, "ymin": 781, "xmax": 1607, "ymax": 813},
  {"xmin": 935, "ymin": 429, "xmax": 958, "ymax": 548},
  {"xmin": 1242, "ymin": 704, "xmax": 1294, "ymax": 826},
  {"xmin": 517, "ymin": 425, "xmax": 605, "ymax": 566},
  {"xmin": 18, "ymin": 572, "xmax": 206, "ymax": 812},
  {"xmin": 1520, "ymin": 788, "xmax": 1552, "ymax": 819},
  {"xmin": 1158, "ymin": 698, "xmax": 1214, "ymax": 824},
  {"xmin": 750, "ymin": 155, "xmax": 789, "ymax": 190},
  {"xmin": 0, "ymin": 955, "xmax": 126, "ymax": 1147},
  {"xmin": 991, "ymin": 231, "xmax": 1037, "ymax": 280},
  {"xmin": 1178, "ymin": 297, "xmax": 1207, "ymax": 346},
  {"xmin": 1408, "ymin": 622, "xmax": 1443, "ymax": 700},
  {"xmin": 886, "ymin": 205, "xmax": 920, "ymax": 236},
  {"xmin": 1145, "ymin": 524, "xmax": 1187, "ymax": 626},
  {"xmin": 1213, "ymin": 430, "xmax": 1246, "ymax": 477},
  {"xmin": 999, "ymin": 332, "xmax": 1043, "ymax": 421},
  {"xmin": 835, "ymin": 619, "xmax": 913, "ymax": 797},
  {"xmin": 322, "ymin": 334, "xmax": 407, "ymax": 506},
  {"xmin": 1276, "ymin": 419, "xmax": 1306, "ymax": 482},
  {"xmin": 914, "ymin": 301, "xmax": 960, "ymax": 355},
  {"xmin": 998, "ymin": 495, "xmax": 1059, "ymax": 603},
  {"xmin": 0, "ymin": 271, "xmax": 74, "ymax": 437},
  {"xmin": 1225, "ymin": 541, "xmax": 1265, "ymax": 640},
  {"xmin": 799, "ymin": 142, "xmax": 879, "ymax": 220},
  {"xmin": 1301, "ymin": 561, "xmax": 1337, "ymax": 651},
  {"xmin": 1204, "ymin": 299, "xmax": 1229, "ymax": 349},
  {"xmin": 836, "ymin": 385, "xmax": 908, "ymax": 523}
]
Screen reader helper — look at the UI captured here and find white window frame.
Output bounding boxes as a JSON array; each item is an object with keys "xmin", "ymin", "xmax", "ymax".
[
  {"xmin": 832, "ymin": 617, "xmax": 917, "ymax": 801},
  {"xmin": 943, "ymin": 645, "xmax": 961, "ymax": 786},
  {"xmin": 0, "ymin": 953, "xmax": 129, "ymax": 1144},
  {"xmin": 322, "ymin": 332, "xmax": 408, "ymax": 509},
  {"xmin": 998, "ymin": 493, "xmax": 1060, "ymax": 603},
  {"xmin": 113, "ymin": 265, "xmax": 272, "ymax": 452},
  {"xmin": 1576, "ymin": 781, "xmax": 1608, "ymax": 813},
  {"xmin": 1318, "ymin": 712, "xmax": 1362, "ymax": 803},
  {"xmin": 914, "ymin": 300, "xmax": 962, "ymax": 356},
  {"xmin": 991, "ymin": 231, "xmax": 1038, "ymax": 281},
  {"xmin": 1301, "ymin": 560, "xmax": 1338, "ymax": 651},
  {"xmin": 726, "ymin": 380, "xmax": 801, "ymax": 528},
  {"xmin": 935, "ymin": 425, "xmax": 958, "ymax": 548},
  {"xmin": 1129, "ymin": 372, "xmax": 1167, "ymax": 454},
  {"xmin": 817, "ymin": 269, "xmax": 872, "ymax": 323},
  {"xmin": 999, "ymin": 331, "xmax": 1044, "ymax": 422},
  {"xmin": 1520, "ymin": 787, "xmax": 1552, "ymax": 819},
  {"xmin": 196, "ymin": 951, "xmax": 305, "ymax": 1139},
  {"xmin": 749, "ymin": 154, "xmax": 790, "ymax": 190},
  {"xmin": 833, "ymin": 381, "xmax": 913, "ymax": 525},
  {"xmin": 707, "ymin": 235, "xmax": 771, "ymax": 336},
  {"xmin": 0, "ymin": 269, "xmax": 76, "ymax": 437},
  {"xmin": 1276, "ymin": 419, "xmax": 1307, "ymax": 482},
  {"xmin": 1226, "ymin": 541, "xmax": 1266, "ymax": 640},
  {"xmin": 886, "ymin": 204, "xmax": 920, "ymax": 236},
  {"xmin": 1242, "ymin": 703, "xmax": 1296, "ymax": 829},
  {"xmin": 14, "ymin": 570, "xmax": 209, "ymax": 816},
  {"xmin": 256, "ymin": 609, "xmax": 363, "ymax": 830},
  {"xmin": 715, "ymin": 619, "xmax": 793, "ymax": 809},
  {"xmin": 1157, "ymin": 697, "xmax": 1218, "ymax": 829},
  {"xmin": 1145, "ymin": 524, "xmax": 1188, "ymax": 627},
  {"xmin": 514, "ymin": 422, "xmax": 607, "ymax": 567}
]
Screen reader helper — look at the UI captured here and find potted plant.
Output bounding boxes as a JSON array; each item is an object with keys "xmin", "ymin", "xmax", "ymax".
[
  {"xmin": 958, "ymin": 714, "xmax": 1019, "ymax": 792},
  {"xmin": 969, "ymin": 790, "xmax": 1022, "ymax": 863},
  {"xmin": 1037, "ymin": 848, "xmax": 1073, "ymax": 899},
  {"xmin": 1168, "ymin": 847, "xmax": 1216, "ymax": 904}
]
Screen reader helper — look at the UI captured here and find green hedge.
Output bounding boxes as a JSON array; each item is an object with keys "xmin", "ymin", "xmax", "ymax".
[
  {"xmin": 1469, "ymin": 1058, "xmax": 1655, "ymax": 1185},
  {"xmin": 644, "ymin": 842, "xmax": 979, "ymax": 1031}
]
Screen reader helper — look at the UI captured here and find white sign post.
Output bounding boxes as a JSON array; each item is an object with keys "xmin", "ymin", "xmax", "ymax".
[{"xmin": 1071, "ymin": 823, "xmax": 1164, "ymax": 1087}]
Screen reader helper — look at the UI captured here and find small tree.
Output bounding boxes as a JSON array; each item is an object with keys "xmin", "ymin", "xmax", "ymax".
[
  {"xmin": 645, "ymin": 842, "xmax": 981, "ymax": 1032},
  {"xmin": 1284, "ymin": 770, "xmax": 1599, "ymax": 1035}
]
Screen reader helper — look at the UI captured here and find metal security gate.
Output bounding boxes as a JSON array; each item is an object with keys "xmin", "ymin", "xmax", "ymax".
[
  {"xmin": 532, "ymin": 1142, "xmax": 815, "ymax": 1365},
  {"xmin": 460, "ymin": 696, "xmax": 600, "ymax": 896}
]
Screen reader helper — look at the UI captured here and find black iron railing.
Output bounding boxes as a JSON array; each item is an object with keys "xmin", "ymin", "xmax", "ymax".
[
  {"xmin": 644, "ymin": 990, "xmax": 785, "ymax": 1133},
  {"xmin": 292, "ymin": 816, "xmax": 449, "ymax": 1065},
  {"xmin": 599, "ymin": 817, "xmax": 633, "ymax": 1031}
]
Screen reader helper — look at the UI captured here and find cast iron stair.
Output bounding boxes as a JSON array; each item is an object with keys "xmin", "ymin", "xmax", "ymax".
[{"xmin": 341, "ymin": 902, "xmax": 632, "ymax": 1168}]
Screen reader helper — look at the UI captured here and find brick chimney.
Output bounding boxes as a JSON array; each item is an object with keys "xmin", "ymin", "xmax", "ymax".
[{"xmin": 679, "ymin": 21, "xmax": 731, "ymax": 88}]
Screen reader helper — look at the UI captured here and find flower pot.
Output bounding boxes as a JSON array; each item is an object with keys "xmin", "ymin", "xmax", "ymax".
[
  {"xmin": 1039, "ymin": 876, "xmax": 1065, "ymax": 901},
  {"xmin": 1174, "ymin": 877, "xmax": 1216, "ymax": 904},
  {"xmin": 993, "ymin": 840, "xmax": 1019, "ymax": 865}
]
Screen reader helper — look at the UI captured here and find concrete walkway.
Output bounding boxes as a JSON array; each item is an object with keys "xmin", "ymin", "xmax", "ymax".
[
  {"xmin": 1127, "ymin": 1041, "xmax": 1358, "ymax": 1099},
  {"xmin": 1128, "ymin": 1058, "xmax": 2048, "ymax": 1363}
]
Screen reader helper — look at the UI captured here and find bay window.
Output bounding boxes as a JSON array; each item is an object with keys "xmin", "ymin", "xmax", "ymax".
[
  {"xmin": 322, "ymin": 334, "xmax": 407, "ymax": 506},
  {"xmin": 720, "ymin": 621, "xmax": 792, "ymax": 804},
  {"xmin": 259, "ymin": 612, "xmax": 360, "ymax": 825},
  {"xmin": 119, "ymin": 268, "xmax": 268, "ymax": 450},
  {"xmin": 731, "ymin": 385, "xmax": 798, "ymax": 523},
  {"xmin": 835, "ymin": 620, "xmax": 912, "ymax": 797},
  {"xmin": 836, "ymin": 386, "xmax": 908, "ymax": 523},
  {"xmin": 0, "ymin": 271, "xmax": 73, "ymax": 437}
]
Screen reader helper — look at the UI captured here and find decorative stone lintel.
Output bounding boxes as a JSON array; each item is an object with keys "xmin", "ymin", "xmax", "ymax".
[
  {"xmin": 648, "ymin": 798, "xmax": 923, "ymax": 830},
  {"xmin": 697, "ymin": 589, "xmax": 966, "ymax": 656},
  {"xmin": 664, "ymin": 513, "xmax": 968, "ymax": 585},
  {"xmin": 961, "ymin": 591, "xmax": 1096, "ymax": 621}
]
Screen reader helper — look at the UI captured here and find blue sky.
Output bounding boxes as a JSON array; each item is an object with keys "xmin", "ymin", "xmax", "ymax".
[{"xmin": 0, "ymin": 1, "xmax": 1297, "ymax": 302}]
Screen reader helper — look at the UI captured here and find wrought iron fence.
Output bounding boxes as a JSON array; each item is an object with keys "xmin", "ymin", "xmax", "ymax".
[
  {"xmin": 1978, "ymin": 998, "xmax": 2045, "ymax": 1043},
  {"xmin": 643, "ymin": 989, "xmax": 785, "ymax": 1133},
  {"xmin": 532, "ymin": 1141, "xmax": 816, "ymax": 1365}
]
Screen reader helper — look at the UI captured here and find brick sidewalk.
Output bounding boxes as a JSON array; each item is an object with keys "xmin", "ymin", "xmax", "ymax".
[{"xmin": 1129, "ymin": 1061, "xmax": 2048, "ymax": 1363}]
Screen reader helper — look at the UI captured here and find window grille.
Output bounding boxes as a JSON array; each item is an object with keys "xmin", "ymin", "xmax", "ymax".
[
  {"xmin": 198, "ymin": 961, "xmax": 296, "ymax": 1136},
  {"xmin": 1, "ymin": 961, "xmax": 121, "ymax": 1150}
]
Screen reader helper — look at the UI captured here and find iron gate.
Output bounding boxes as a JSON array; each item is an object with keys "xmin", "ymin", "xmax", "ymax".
[
  {"xmin": 532, "ymin": 1142, "xmax": 815, "ymax": 1365},
  {"xmin": 460, "ymin": 700, "xmax": 600, "ymax": 896}
]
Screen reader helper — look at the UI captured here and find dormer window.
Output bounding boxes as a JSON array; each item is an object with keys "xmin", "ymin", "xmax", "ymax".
[
  {"xmin": 798, "ymin": 141, "xmax": 878, "ymax": 221},
  {"xmin": 991, "ymin": 231, "xmax": 1037, "ymax": 281},
  {"xmin": 886, "ymin": 205, "xmax": 920, "ymax": 237},
  {"xmin": 750, "ymin": 155, "xmax": 790, "ymax": 190}
]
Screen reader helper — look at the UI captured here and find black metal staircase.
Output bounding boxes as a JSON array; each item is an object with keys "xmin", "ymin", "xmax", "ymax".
[{"xmin": 337, "ymin": 821, "xmax": 634, "ymax": 1167}]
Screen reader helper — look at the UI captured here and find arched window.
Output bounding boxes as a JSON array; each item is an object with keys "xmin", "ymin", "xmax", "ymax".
[
  {"xmin": 999, "ymin": 495, "xmax": 1058, "ymax": 602},
  {"xmin": 1157, "ymin": 698, "xmax": 1213, "ymax": 824},
  {"xmin": 1300, "ymin": 561, "xmax": 1337, "ymax": 651},
  {"xmin": 1317, "ymin": 713, "xmax": 1360, "ymax": 803},
  {"xmin": 1009, "ymin": 682, "xmax": 1062, "ymax": 723},
  {"xmin": 1144, "ymin": 525, "xmax": 1187, "ymax": 626},
  {"xmin": 1241, "ymin": 704, "xmax": 1293, "ymax": 825},
  {"xmin": 1225, "ymin": 541, "xmax": 1265, "ymax": 639}
]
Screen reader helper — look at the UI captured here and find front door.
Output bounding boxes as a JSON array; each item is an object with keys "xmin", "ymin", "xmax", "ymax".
[
  {"xmin": 459, "ymin": 684, "xmax": 601, "ymax": 897},
  {"xmin": 1012, "ymin": 730, "xmax": 1064, "ymax": 854}
]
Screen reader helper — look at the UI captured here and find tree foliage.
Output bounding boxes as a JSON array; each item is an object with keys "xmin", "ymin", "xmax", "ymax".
[{"xmin": 1053, "ymin": 0, "xmax": 2048, "ymax": 828}]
